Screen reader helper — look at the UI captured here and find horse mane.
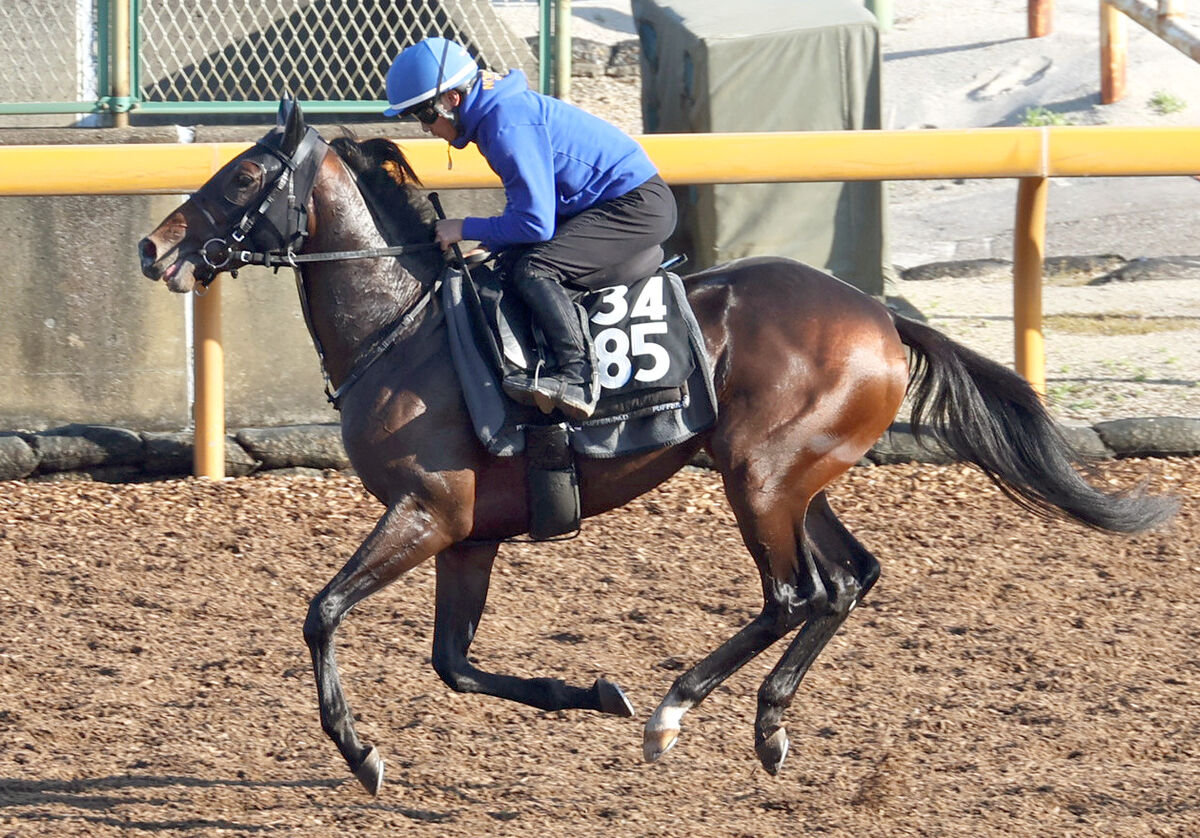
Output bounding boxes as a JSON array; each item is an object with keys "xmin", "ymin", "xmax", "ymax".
[{"xmin": 328, "ymin": 133, "xmax": 439, "ymax": 251}]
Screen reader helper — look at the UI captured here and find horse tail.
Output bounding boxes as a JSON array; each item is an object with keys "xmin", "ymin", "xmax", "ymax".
[{"xmin": 892, "ymin": 313, "xmax": 1176, "ymax": 533}]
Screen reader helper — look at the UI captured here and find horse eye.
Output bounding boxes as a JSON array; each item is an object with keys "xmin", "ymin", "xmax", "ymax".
[{"xmin": 234, "ymin": 171, "xmax": 255, "ymax": 188}]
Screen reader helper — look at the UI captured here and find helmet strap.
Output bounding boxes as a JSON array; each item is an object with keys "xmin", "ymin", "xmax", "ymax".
[
  {"xmin": 434, "ymin": 100, "xmax": 459, "ymax": 128},
  {"xmin": 431, "ymin": 38, "xmax": 461, "ymax": 130}
]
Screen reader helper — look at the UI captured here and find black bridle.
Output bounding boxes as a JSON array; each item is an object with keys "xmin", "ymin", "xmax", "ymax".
[
  {"xmin": 194, "ymin": 125, "xmax": 445, "ymax": 409},
  {"xmin": 194, "ymin": 126, "xmax": 440, "ymax": 281}
]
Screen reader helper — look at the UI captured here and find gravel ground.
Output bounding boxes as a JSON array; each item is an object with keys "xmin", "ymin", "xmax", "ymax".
[{"xmin": 1, "ymin": 460, "xmax": 1197, "ymax": 836}]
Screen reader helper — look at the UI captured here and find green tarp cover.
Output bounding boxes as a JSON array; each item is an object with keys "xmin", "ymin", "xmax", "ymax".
[{"xmin": 633, "ymin": 0, "xmax": 886, "ymax": 294}]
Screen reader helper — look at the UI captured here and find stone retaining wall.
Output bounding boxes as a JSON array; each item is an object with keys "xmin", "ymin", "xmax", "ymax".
[{"xmin": 3, "ymin": 418, "xmax": 1198, "ymax": 483}]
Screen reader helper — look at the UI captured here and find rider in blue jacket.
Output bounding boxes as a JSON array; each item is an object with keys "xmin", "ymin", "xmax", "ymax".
[{"xmin": 383, "ymin": 37, "xmax": 677, "ymax": 421}]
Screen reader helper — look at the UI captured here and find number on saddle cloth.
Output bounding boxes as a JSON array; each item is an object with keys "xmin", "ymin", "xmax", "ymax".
[
  {"xmin": 583, "ymin": 273, "xmax": 694, "ymax": 398},
  {"xmin": 470, "ymin": 254, "xmax": 696, "ymax": 416},
  {"xmin": 444, "ymin": 257, "xmax": 717, "ymax": 457}
]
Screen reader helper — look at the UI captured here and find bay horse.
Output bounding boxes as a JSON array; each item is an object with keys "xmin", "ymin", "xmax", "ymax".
[{"xmin": 138, "ymin": 100, "xmax": 1174, "ymax": 795}]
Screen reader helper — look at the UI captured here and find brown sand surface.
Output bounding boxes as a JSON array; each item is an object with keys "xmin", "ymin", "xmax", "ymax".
[{"xmin": 1, "ymin": 459, "xmax": 1197, "ymax": 836}]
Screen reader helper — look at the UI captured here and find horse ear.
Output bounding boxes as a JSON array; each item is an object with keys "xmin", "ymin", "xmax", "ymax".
[{"xmin": 278, "ymin": 95, "xmax": 306, "ymax": 155}]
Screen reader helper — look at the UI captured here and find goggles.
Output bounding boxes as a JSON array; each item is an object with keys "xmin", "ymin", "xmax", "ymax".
[{"xmin": 406, "ymin": 100, "xmax": 441, "ymax": 125}]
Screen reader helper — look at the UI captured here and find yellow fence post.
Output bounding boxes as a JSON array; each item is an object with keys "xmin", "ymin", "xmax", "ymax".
[
  {"xmin": 193, "ymin": 278, "xmax": 226, "ymax": 479},
  {"xmin": 112, "ymin": 0, "xmax": 131, "ymax": 128},
  {"xmin": 1013, "ymin": 176, "xmax": 1048, "ymax": 396}
]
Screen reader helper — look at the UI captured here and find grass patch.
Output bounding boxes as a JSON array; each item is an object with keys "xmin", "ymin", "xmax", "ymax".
[
  {"xmin": 1019, "ymin": 106, "xmax": 1071, "ymax": 126},
  {"xmin": 1043, "ymin": 313, "xmax": 1200, "ymax": 336},
  {"xmin": 1149, "ymin": 90, "xmax": 1186, "ymax": 115}
]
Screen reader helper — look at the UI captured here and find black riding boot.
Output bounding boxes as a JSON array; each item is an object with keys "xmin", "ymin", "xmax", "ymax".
[{"xmin": 503, "ymin": 274, "xmax": 597, "ymax": 421}]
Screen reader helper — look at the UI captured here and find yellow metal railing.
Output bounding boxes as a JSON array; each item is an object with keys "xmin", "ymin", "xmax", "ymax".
[
  {"xmin": 3, "ymin": 126, "xmax": 1199, "ymax": 477},
  {"xmin": 6, "ymin": 127, "xmax": 1200, "ymax": 195}
]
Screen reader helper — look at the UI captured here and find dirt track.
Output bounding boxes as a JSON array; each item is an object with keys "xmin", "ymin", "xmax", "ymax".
[{"xmin": 1, "ymin": 459, "xmax": 1198, "ymax": 837}]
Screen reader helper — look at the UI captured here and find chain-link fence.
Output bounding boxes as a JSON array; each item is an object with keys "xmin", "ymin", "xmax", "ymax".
[
  {"xmin": 0, "ymin": 0, "xmax": 106, "ymax": 116},
  {"xmin": 139, "ymin": 0, "xmax": 535, "ymax": 105},
  {"xmin": 0, "ymin": 0, "xmax": 536, "ymax": 121}
]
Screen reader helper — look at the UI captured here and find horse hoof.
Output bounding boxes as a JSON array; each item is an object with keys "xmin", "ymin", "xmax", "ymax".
[
  {"xmin": 595, "ymin": 678, "xmax": 635, "ymax": 717},
  {"xmin": 755, "ymin": 727, "xmax": 790, "ymax": 775},
  {"xmin": 353, "ymin": 746, "xmax": 385, "ymax": 796},
  {"xmin": 642, "ymin": 726, "xmax": 680, "ymax": 763}
]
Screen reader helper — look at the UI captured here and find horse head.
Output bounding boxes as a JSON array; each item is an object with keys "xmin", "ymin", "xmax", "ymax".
[{"xmin": 138, "ymin": 98, "xmax": 326, "ymax": 293}]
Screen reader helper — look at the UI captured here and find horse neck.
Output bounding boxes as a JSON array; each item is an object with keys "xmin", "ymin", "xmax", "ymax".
[{"xmin": 299, "ymin": 153, "xmax": 430, "ymax": 386}]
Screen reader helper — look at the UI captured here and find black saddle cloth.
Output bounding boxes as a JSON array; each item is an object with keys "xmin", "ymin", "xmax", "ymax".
[{"xmin": 441, "ymin": 253, "xmax": 718, "ymax": 458}]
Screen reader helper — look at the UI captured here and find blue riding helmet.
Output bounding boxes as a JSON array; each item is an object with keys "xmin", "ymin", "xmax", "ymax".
[{"xmin": 383, "ymin": 37, "xmax": 479, "ymax": 117}]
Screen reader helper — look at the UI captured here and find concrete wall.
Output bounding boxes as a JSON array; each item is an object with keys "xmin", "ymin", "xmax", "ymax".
[{"xmin": 0, "ymin": 123, "xmax": 503, "ymax": 432}]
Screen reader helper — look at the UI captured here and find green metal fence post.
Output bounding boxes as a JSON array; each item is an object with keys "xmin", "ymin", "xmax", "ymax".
[
  {"xmin": 554, "ymin": 0, "xmax": 572, "ymax": 100},
  {"xmin": 538, "ymin": 0, "xmax": 552, "ymax": 95},
  {"xmin": 129, "ymin": 0, "xmax": 142, "ymax": 115},
  {"xmin": 97, "ymin": 0, "xmax": 111, "ymax": 111}
]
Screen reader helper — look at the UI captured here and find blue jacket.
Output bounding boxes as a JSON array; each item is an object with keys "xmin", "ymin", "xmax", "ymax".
[{"xmin": 453, "ymin": 70, "xmax": 658, "ymax": 250}]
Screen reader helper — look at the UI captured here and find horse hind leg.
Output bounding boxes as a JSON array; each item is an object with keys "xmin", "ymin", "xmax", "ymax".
[
  {"xmin": 753, "ymin": 491, "xmax": 880, "ymax": 774},
  {"xmin": 643, "ymin": 476, "xmax": 831, "ymax": 763},
  {"xmin": 432, "ymin": 544, "xmax": 635, "ymax": 717}
]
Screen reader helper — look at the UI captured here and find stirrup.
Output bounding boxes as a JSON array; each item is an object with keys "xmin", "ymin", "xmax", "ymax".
[
  {"xmin": 502, "ymin": 363, "xmax": 546, "ymax": 407},
  {"xmin": 531, "ymin": 377, "xmax": 596, "ymax": 422},
  {"xmin": 502, "ymin": 367, "xmax": 595, "ymax": 421}
]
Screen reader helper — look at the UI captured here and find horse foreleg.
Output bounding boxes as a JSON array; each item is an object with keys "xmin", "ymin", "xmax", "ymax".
[
  {"xmin": 432, "ymin": 543, "xmax": 635, "ymax": 716},
  {"xmin": 303, "ymin": 500, "xmax": 452, "ymax": 795},
  {"xmin": 753, "ymin": 492, "xmax": 880, "ymax": 774}
]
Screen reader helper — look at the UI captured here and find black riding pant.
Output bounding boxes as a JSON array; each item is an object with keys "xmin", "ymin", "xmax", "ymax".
[{"xmin": 509, "ymin": 174, "xmax": 677, "ymax": 287}]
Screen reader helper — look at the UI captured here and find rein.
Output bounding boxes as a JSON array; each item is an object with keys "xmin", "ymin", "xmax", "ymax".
[
  {"xmin": 322, "ymin": 276, "xmax": 442, "ymax": 409},
  {"xmin": 230, "ymin": 240, "xmax": 440, "ymax": 269}
]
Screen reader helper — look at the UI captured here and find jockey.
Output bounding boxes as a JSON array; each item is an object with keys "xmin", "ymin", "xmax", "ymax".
[{"xmin": 383, "ymin": 36, "xmax": 677, "ymax": 421}]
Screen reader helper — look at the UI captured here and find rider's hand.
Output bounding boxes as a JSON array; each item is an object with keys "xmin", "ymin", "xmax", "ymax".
[{"xmin": 434, "ymin": 218, "xmax": 465, "ymax": 251}]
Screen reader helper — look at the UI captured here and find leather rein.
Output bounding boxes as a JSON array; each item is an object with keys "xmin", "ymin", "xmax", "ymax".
[{"xmin": 194, "ymin": 127, "xmax": 443, "ymax": 410}]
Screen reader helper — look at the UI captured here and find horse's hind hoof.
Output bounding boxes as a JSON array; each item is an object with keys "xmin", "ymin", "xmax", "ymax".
[
  {"xmin": 642, "ymin": 726, "xmax": 680, "ymax": 763},
  {"xmin": 595, "ymin": 678, "xmax": 635, "ymax": 717},
  {"xmin": 353, "ymin": 746, "xmax": 385, "ymax": 796},
  {"xmin": 755, "ymin": 727, "xmax": 790, "ymax": 775}
]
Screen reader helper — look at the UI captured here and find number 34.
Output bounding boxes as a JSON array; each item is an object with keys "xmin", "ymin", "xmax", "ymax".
[{"xmin": 590, "ymin": 276, "xmax": 670, "ymax": 390}]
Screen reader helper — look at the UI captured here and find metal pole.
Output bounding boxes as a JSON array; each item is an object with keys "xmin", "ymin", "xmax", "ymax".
[
  {"xmin": 1107, "ymin": 0, "xmax": 1200, "ymax": 61},
  {"xmin": 865, "ymin": 0, "xmax": 893, "ymax": 33},
  {"xmin": 538, "ymin": 0, "xmax": 552, "ymax": 95},
  {"xmin": 193, "ymin": 278, "xmax": 226, "ymax": 479},
  {"xmin": 112, "ymin": 0, "xmax": 130, "ymax": 127},
  {"xmin": 554, "ymin": 0, "xmax": 572, "ymax": 101},
  {"xmin": 1013, "ymin": 176, "xmax": 1048, "ymax": 396},
  {"xmin": 1028, "ymin": 0, "xmax": 1053, "ymax": 37},
  {"xmin": 1100, "ymin": 2, "xmax": 1128, "ymax": 104}
]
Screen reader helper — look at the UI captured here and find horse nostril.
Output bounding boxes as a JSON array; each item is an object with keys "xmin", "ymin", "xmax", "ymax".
[
  {"xmin": 138, "ymin": 238, "xmax": 161, "ymax": 276},
  {"xmin": 139, "ymin": 238, "xmax": 167, "ymax": 281}
]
